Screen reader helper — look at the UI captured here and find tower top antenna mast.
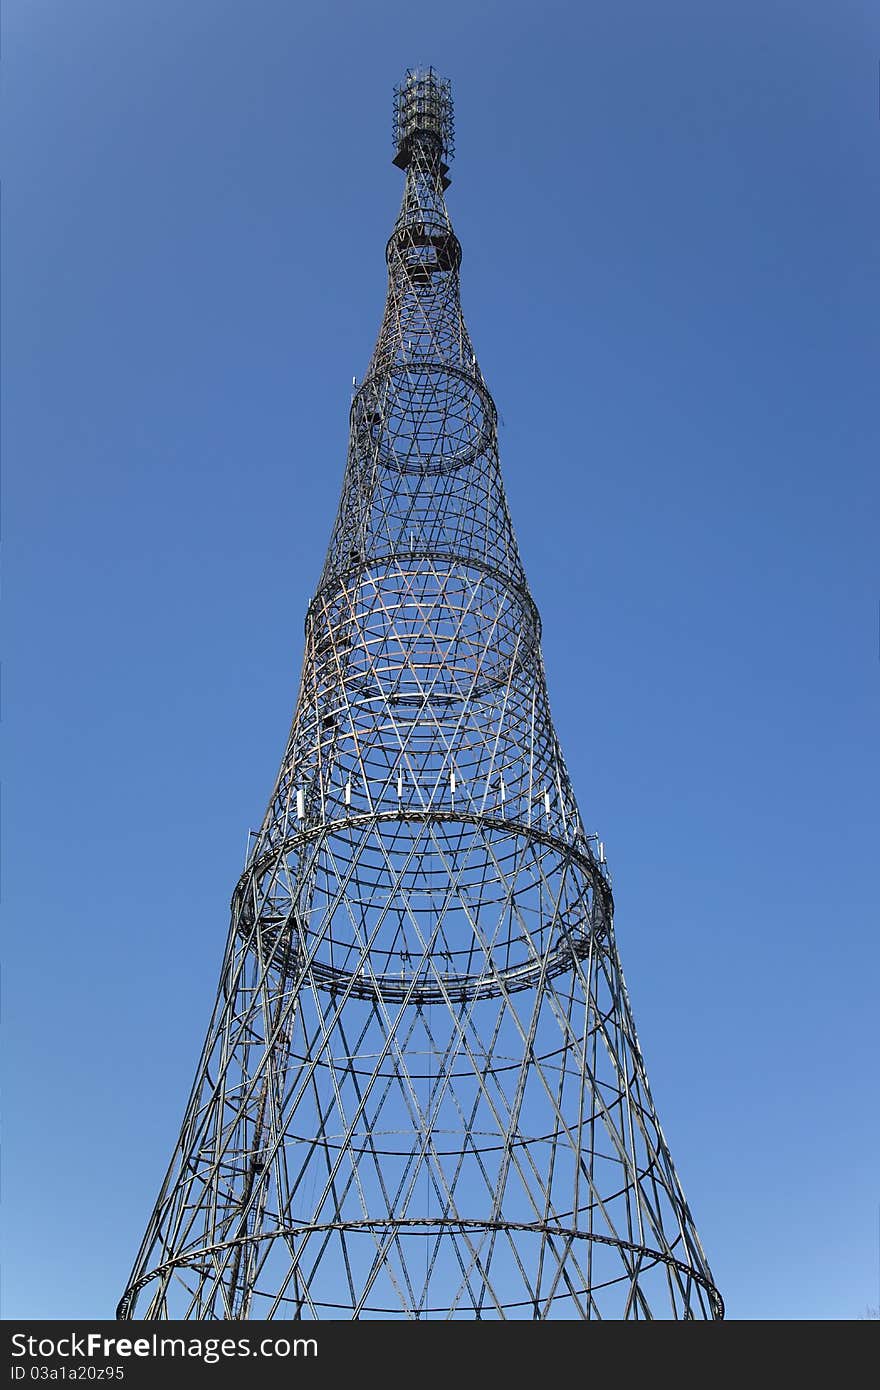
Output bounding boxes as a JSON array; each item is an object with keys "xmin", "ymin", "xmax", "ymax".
[{"xmin": 392, "ymin": 66, "xmax": 454, "ymax": 184}]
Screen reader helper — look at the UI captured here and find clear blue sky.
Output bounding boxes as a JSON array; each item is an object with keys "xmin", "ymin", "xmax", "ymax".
[{"xmin": 4, "ymin": 0, "xmax": 878, "ymax": 1321}]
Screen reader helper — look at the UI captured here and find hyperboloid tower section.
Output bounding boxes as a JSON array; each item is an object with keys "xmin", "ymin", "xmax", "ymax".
[{"xmin": 118, "ymin": 68, "xmax": 722, "ymax": 1321}]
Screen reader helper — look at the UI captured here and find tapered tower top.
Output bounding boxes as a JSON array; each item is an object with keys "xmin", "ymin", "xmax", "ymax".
[{"xmin": 392, "ymin": 66, "xmax": 454, "ymax": 187}]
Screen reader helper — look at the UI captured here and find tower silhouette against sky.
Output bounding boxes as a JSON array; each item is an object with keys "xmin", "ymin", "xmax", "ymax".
[{"xmin": 118, "ymin": 68, "xmax": 722, "ymax": 1321}]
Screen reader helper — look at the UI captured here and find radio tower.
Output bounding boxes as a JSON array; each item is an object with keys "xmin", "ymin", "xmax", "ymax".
[{"xmin": 118, "ymin": 68, "xmax": 722, "ymax": 1320}]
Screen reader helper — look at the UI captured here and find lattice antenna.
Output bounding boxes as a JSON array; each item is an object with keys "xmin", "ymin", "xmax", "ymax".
[{"xmin": 393, "ymin": 65, "xmax": 454, "ymax": 185}]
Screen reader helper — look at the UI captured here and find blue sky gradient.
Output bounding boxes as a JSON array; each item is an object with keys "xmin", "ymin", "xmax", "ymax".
[{"xmin": 4, "ymin": 0, "xmax": 878, "ymax": 1320}]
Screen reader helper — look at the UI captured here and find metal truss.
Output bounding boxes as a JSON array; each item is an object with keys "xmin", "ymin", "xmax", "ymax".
[{"xmin": 117, "ymin": 67, "xmax": 722, "ymax": 1321}]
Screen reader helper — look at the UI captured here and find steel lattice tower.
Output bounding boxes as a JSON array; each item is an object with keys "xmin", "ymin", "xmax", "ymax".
[{"xmin": 118, "ymin": 69, "xmax": 722, "ymax": 1321}]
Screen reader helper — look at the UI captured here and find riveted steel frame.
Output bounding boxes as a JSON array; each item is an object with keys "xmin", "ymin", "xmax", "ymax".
[{"xmin": 117, "ymin": 68, "xmax": 722, "ymax": 1322}]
